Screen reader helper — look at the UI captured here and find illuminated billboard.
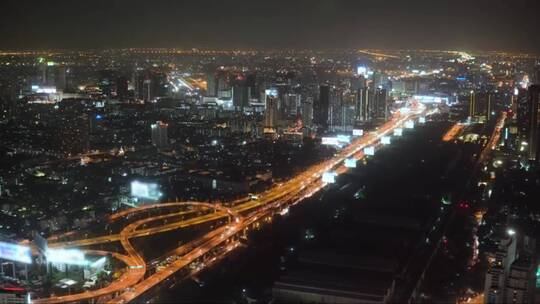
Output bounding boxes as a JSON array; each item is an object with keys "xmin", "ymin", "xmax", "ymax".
[
  {"xmin": 131, "ymin": 181, "xmax": 162, "ymax": 200},
  {"xmin": 357, "ymin": 65, "xmax": 371, "ymax": 77},
  {"xmin": 381, "ymin": 136, "xmax": 391, "ymax": 145},
  {"xmin": 265, "ymin": 88, "xmax": 278, "ymax": 98},
  {"xmin": 322, "ymin": 137, "xmax": 339, "ymax": 146},
  {"xmin": 46, "ymin": 248, "xmax": 87, "ymax": 266},
  {"xmin": 394, "ymin": 128, "xmax": 403, "ymax": 137},
  {"xmin": 322, "ymin": 172, "xmax": 337, "ymax": 183},
  {"xmin": 419, "ymin": 117, "xmax": 426, "ymax": 124},
  {"xmin": 344, "ymin": 158, "xmax": 357, "ymax": 168},
  {"xmin": 0, "ymin": 242, "xmax": 32, "ymax": 264},
  {"xmin": 352, "ymin": 129, "xmax": 364, "ymax": 136},
  {"xmin": 336, "ymin": 135, "xmax": 351, "ymax": 144},
  {"xmin": 364, "ymin": 146, "xmax": 375, "ymax": 156},
  {"xmin": 405, "ymin": 120, "xmax": 415, "ymax": 129},
  {"xmin": 413, "ymin": 95, "xmax": 449, "ymax": 104}
]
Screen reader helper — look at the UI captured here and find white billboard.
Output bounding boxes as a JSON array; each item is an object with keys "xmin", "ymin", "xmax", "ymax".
[
  {"xmin": 336, "ymin": 135, "xmax": 351, "ymax": 144},
  {"xmin": 364, "ymin": 146, "xmax": 375, "ymax": 156},
  {"xmin": 381, "ymin": 136, "xmax": 391, "ymax": 145},
  {"xmin": 131, "ymin": 181, "xmax": 162, "ymax": 200},
  {"xmin": 322, "ymin": 137, "xmax": 339, "ymax": 146},
  {"xmin": 405, "ymin": 120, "xmax": 415, "ymax": 129},
  {"xmin": 46, "ymin": 248, "xmax": 87, "ymax": 266},
  {"xmin": 394, "ymin": 128, "xmax": 403, "ymax": 137},
  {"xmin": 419, "ymin": 116, "xmax": 426, "ymax": 124},
  {"xmin": 0, "ymin": 242, "xmax": 32, "ymax": 264},
  {"xmin": 265, "ymin": 88, "xmax": 278, "ymax": 98},
  {"xmin": 344, "ymin": 158, "xmax": 357, "ymax": 168},
  {"xmin": 322, "ymin": 172, "xmax": 337, "ymax": 183},
  {"xmin": 352, "ymin": 129, "xmax": 364, "ymax": 136}
]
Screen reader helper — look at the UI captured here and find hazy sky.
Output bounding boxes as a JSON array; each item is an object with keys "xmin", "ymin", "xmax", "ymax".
[{"xmin": 1, "ymin": 0, "xmax": 539, "ymax": 52}]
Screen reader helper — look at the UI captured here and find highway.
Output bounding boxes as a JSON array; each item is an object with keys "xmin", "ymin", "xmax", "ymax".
[
  {"xmin": 34, "ymin": 104, "xmax": 429, "ymax": 303},
  {"xmin": 107, "ymin": 106, "xmax": 429, "ymax": 303}
]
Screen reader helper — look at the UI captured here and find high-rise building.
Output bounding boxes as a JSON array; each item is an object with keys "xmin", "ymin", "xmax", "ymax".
[
  {"xmin": 301, "ymin": 97, "xmax": 314, "ymax": 127},
  {"xmin": 265, "ymin": 96, "xmax": 278, "ymax": 130},
  {"xmin": 283, "ymin": 93, "xmax": 301, "ymax": 117},
  {"xmin": 314, "ymin": 85, "xmax": 330, "ymax": 127},
  {"xmin": 356, "ymin": 87, "xmax": 370, "ymax": 122},
  {"xmin": 136, "ymin": 70, "xmax": 168, "ymax": 102},
  {"xmin": 484, "ymin": 234, "xmax": 536, "ymax": 304},
  {"xmin": 38, "ymin": 60, "xmax": 67, "ymax": 91},
  {"xmin": 526, "ymin": 85, "xmax": 540, "ymax": 161},
  {"xmin": 373, "ymin": 88, "xmax": 388, "ymax": 119},
  {"xmin": 151, "ymin": 121, "xmax": 168, "ymax": 150},
  {"xmin": 469, "ymin": 91, "xmax": 495, "ymax": 122},
  {"xmin": 232, "ymin": 75, "xmax": 249, "ymax": 110},
  {"xmin": 205, "ymin": 72, "xmax": 218, "ymax": 97}
]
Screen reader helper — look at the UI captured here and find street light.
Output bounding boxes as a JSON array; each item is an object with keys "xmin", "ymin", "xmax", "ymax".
[{"xmin": 507, "ymin": 228, "xmax": 516, "ymax": 236}]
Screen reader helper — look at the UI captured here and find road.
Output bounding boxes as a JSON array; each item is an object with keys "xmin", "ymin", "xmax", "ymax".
[{"xmin": 35, "ymin": 104, "xmax": 429, "ymax": 303}]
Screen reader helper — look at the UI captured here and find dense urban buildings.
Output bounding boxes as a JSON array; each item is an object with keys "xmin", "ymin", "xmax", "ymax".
[{"xmin": 1, "ymin": 1, "xmax": 540, "ymax": 303}]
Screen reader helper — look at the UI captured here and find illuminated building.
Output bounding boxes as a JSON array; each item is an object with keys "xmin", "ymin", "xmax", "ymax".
[
  {"xmin": 37, "ymin": 59, "xmax": 67, "ymax": 91},
  {"xmin": 265, "ymin": 95, "xmax": 278, "ymax": 130},
  {"xmin": 356, "ymin": 87, "xmax": 370, "ymax": 122},
  {"xmin": 484, "ymin": 234, "xmax": 536, "ymax": 304},
  {"xmin": 135, "ymin": 70, "xmax": 167, "ymax": 102},
  {"xmin": 526, "ymin": 85, "xmax": 540, "ymax": 161},
  {"xmin": 151, "ymin": 121, "xmax": 168, "ymax": 149},
  {"xmin": 469, "ymin": 91, "xmax": 495, "ymax": 122}
]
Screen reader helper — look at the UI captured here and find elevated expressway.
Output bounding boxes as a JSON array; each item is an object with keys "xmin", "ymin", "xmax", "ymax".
[{"xmin": 35, "ymin": 106, "xmax": 430, "ymax": 303}]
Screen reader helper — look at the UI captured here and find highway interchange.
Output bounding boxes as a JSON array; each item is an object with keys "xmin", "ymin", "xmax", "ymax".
[{"xmin": 34, "ymin": 104, "xmax": 431, "ymax": 303}]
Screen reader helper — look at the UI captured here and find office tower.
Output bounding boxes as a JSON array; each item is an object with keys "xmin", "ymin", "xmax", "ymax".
[
  {"xmin": 232, "ymin": 75, "xmax": 249, "ymax": 110},
  {"xmin": 469, "ymin": 91, "xmax": 495, "ymax": 122},
  {"xmin": 301, "ymin": 97, "xmax": 314, "ymax": 127},
  {"xmin": 205, "ymin": 72, "xmax": 218, "ymax": 97},
  {"xmin": 526, "ymin": 85, "xmax": 540, "ymax": 161},
  {"xmin": 283, "ymin": 93, "xmax": 301, "ymax": 117},
  {"xmin": 314, "ymin": 85, "xmax": 330, "ymax": 127},
  {"xmin": 356, "ymin": 87, "xmax": 370, "ymax": 122},
  {"xmin": 151, "ymin": 121, "xmax": 168, "ymax": 150},
  {"xmin": 373, "ymin": 88, "xmax": 388, "ymax": 119},
  {"xmin": 329, "ymin": 89, "xmax": 344, "ymax": 129},
  {"xmin": 38, "ymin": 60, "xmax": 67, "ymax": 91},
  {"xmin": 265, "ymin": 95, "xmax": 278, "ymax": 130},
  {"xmin": 351, "ymin": 75, "xmax": 366, "ymax": 91}
]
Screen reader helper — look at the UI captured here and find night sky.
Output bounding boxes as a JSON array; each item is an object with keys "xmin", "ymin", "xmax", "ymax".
[{"xmin": 1, "ymin": 0, "xmax": 539, "ymax": 52}]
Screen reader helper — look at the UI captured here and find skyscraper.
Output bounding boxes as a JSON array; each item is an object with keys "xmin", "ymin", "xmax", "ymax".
[
  {"xmin": 205, "ymin": 72, "xmax": 218, "ymax": 97},
  {"xmin": 265, "ymin": 95, "xmax": 278, "ymax": 130},
  {"xmin": 314, "ymin": 85, "xmax": 330, "ymax": 127},
  {"xmin": 356, "ymin": 87, "xmax": 370, "ymax": 122},
  {"xmin": 301, "ymin": 97, "xmax": 314, "ymax": 127},
  {"xmin": 469, "ymin": 91, "xmax": 494, "ymax": 122},
  {"xmin": 151, "ymin": 121, "xmax": 168, "ymax": 150},
  {"xmin": 526, "ymin": 85, "xmax": 540, "ymax": 161}
]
